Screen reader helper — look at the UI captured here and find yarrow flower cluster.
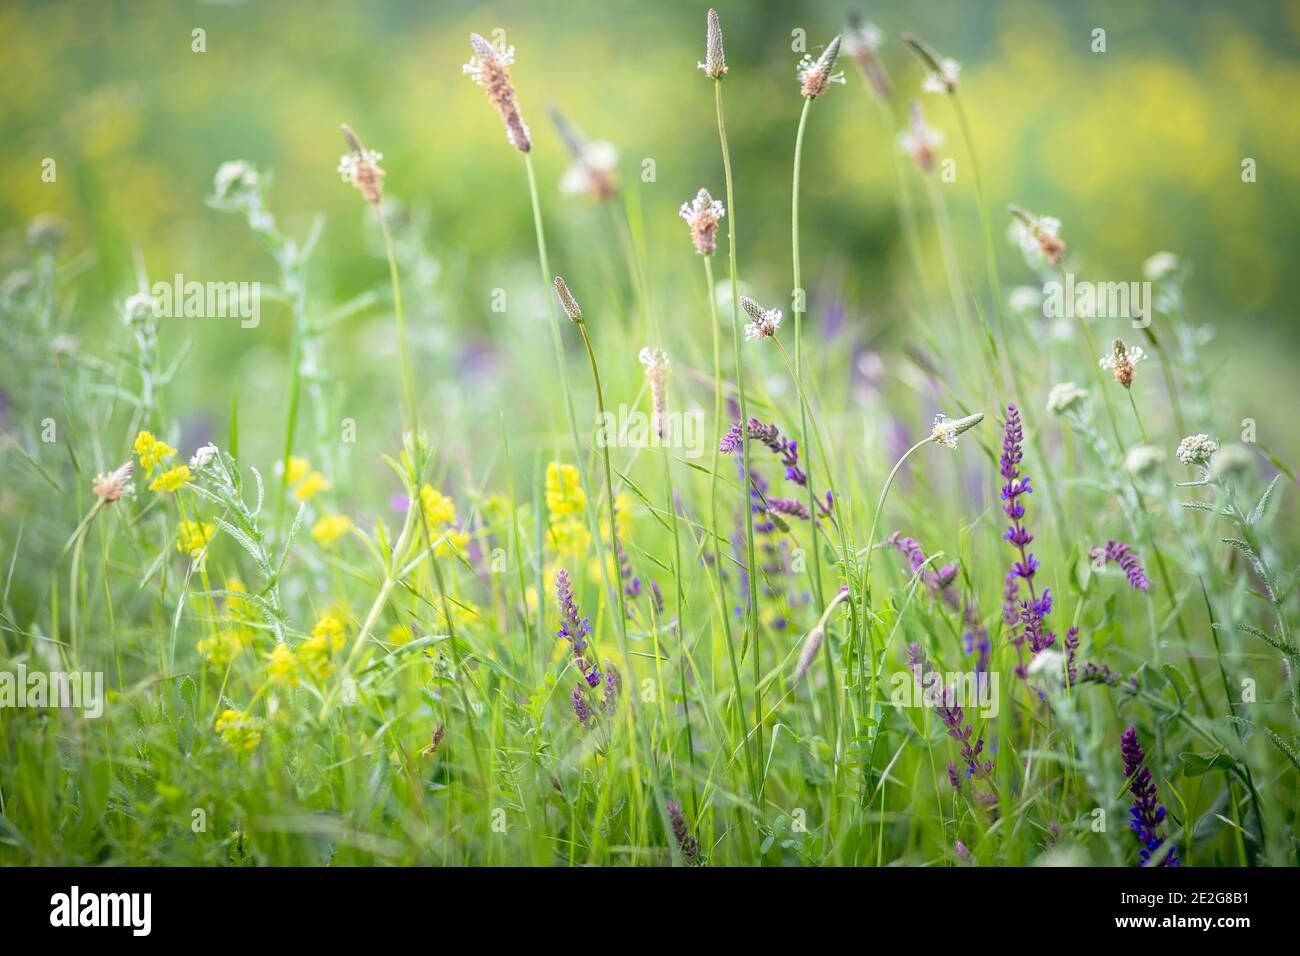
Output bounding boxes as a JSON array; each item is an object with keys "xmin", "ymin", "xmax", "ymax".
[
  {"xmin": 1092, "ymin": 539, "xmax": 1150, "ymax": 592},
  {"xmin": 1121, "ymin": 726, "xmax": 1180, "ymax": 866},
  {"xmin": 1046, "ymin": 382, "xmax": 1087, "ymax": 416},
  {"xmin": 739, "ymin": 296, "xmax": 781, "ymax": 341},
  {"xmin": 1100, "ymin": 338, "xmax": 1146, "ymax": 389},
  {"xmin": 679, "ymin": 188, "xmax": 725, "ymax": 257},
  {"xmin": 797, "ymin": 35, "xmax": 845, "ymax": 98},
  {"xmin": 463, "ymin": 32, "xmax": 531, "ymax": 152},
  {"xmin": 1176, "ymin": 433, "xmax": 1218, "ymax": 467}
]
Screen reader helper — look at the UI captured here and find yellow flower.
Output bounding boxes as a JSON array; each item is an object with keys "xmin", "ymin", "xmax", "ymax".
[
  {"xmin": 311, "ymin": 613, "xmax": 347, "ymax": 652},
  {"xmin": 225, "ymin": 578, "xmax": 249, "ymax": 618},
  {"xmin": 134, "ymin": 430, "xmax": 176, "ymax": 477},
  {"xmin": 148, "ymin": 464, "xmax": 193, "ymax": 493},
  {"xmin": 284, "ymin": 455, "xmax": 310, "ymax": 485},
  {"xmin": 215, "ymin": 709, "xmax": 263, "ymax": 754},
  {"xmin": 311, "ymin": 513, "xmax": 353, "ymax": 547},
  {"xmin": 292, "ymin": 471, "xmax": 329, "ymax": 501},
  {"xmin": 435, "ymin": 527, "xmax": 471, "ymax": 558},
  {"xmin": 386, "ymin": 623, "xmax": 414, "ymax": 645},
  {"xmin": 545, "ymin": 461, "xmax": 585, "ymax": 519},
  {"xmin": 176, "ymin": 520, "xmax": 215, "ymax": 555},
  {"xmin": 266, "ymin": 642, "xmax": 298, "ymax": 686},
  {"xmin": 548, "ymin": 515, "xmax": 590, "ymax": 556},
  {"xmin": 197, "ymin": 627, "xmax": 249, "ymax": 669},
  {"xmin": 418, "ymin": 484, "xmax": 457, "ymax": 527}
]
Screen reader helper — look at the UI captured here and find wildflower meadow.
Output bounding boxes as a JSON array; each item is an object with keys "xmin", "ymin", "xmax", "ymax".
[{"xmin": 1, "ymin": 0, "xmax": 1298, "ymax": 887}]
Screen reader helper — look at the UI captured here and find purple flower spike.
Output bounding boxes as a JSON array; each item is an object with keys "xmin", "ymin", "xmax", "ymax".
[
  {"xmin": 1121, "ymin": 726, "xmax": 1179, "ymax": 867},
  {"xmin": 1093, "ymin": 539, "xmax": 1150, "ymax": 593},
  {"xmin": 1000, "ymin": 405, "xmax": 1056, "ymax": 666}
]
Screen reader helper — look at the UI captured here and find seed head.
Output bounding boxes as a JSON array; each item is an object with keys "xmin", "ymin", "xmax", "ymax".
[
  {"xmin": 844, "ymin": 15, "xmax": 891, "ymax": 98},
  {"xmin": 338, "ymin": 125, "xmax": 385, "ymax": 205},
  {"xmin": 1099, "ymin": 338, "xmax": 1146, "ymax": 389},
  {"xmin": 740, "ymin": 297, "xmax": 782, "ymax": 341},
  {"xmin": 92, "ymin": 460, "xmax": 135, "ymax": 504},
  {"xmin": 679, "ymin": 187, "xmax": 725, "ymax": 257},
  {"xmin": 902, "ymin": 33, "xmax": 961, "ymax": 93},
  {"xmin": 797, "ymin": 35, "xmax": 845, "ymax": 98},
  {"xmin": 899, "ymin": 100, "xmax": 942, "ymax": 173},
  {"xmin": 464, "ymin": 32, "xmax": 532, "ymax": 152},
  {"xmin": 639, "ymin": 347, "xmax": 670, "ymax": 439},
  {"xmin": 550, "ymin": 107, "xmax": 619, "ymax": 201},
  {"xmin": 931, "ymin": 411, "xmax": 984, "ymax": 448},
  {"xmin": 1008, "ymin": 205, "xmax": 1066, "ymax": 266},
  {"xmin": 553, "ymin": 275, "xmax": 582, "ymax": 322},
  {"xmin": 699, "ymin": 9, "xmax": 727, "ymax": 79}
]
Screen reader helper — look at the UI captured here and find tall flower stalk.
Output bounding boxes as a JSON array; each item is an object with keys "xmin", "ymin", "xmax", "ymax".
[{"xmin": 706, "ymin": 8, "xmax": 762, "ymax": 802}]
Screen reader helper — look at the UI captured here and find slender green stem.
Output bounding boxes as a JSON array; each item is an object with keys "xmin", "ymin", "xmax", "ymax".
[
  {"xmin": 377, "ymin": 210, "xmax": 419, "ymax": 432},
  {"xmin": 715, "ymin": 77, "xmax": 762, "ymax": 805}
]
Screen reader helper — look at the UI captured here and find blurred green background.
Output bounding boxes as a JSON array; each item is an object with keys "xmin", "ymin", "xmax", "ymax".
[{"xmin": 2, "ymin": 0, "xmax": 1299, "ymax": 471}]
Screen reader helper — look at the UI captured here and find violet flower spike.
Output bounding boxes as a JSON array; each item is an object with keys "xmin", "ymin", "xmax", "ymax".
[{"xmin": 1121, "ymin": 726, "xmax": 1180, "ymax": 867}]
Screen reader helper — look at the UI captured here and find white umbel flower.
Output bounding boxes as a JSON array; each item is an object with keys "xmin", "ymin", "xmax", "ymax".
[
  {"xmin": 1176, "ymin": 433, "xmax": 1218, "ymax": 467},
  {"xmin": 1046, "ymin": 382, "xmax": 1087, "ymax": 416},
  {"xmin": 190, "ymin": 443, "xmax": 219, "ymax": 470}
]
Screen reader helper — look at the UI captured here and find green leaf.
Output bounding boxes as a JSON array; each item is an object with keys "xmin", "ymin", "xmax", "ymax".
[
  {"xmin": 1247, "ymin": 474, "xmax": 1282, "ymax": 526},
  {"xmin": 1161, "ymin": 664, "xmax": 1190, "ymax": 704},
  {"xmin": 1178, "ymin": 750, "xmax": 1235, "ymax": 776}
]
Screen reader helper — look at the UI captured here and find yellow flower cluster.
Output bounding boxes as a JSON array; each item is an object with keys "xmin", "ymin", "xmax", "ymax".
[
  {"xmin": 215, "ymin": 709, "xmax": 263, "ymax": 754},
  {"xmin": 545, "ymin": 461, "xmax": 589, "ymax": 556},
  {"xmin": 418, "ymin": 485, "xmax": 470, "ymax": 557},
  {"xmin": 311, "ymin": 513, "xmax": 353, "ymax": 547},
  {"xmin": 266, "ymin": 642, "xmax": 299, "ymax": 686},
  {"xmin": 286, "ymin": 456, "xmax": 329, "ymax": 501},
  {"xmin": 148, "ymin": 464, "xmax": 193, "ymax": 493},
  {"xmin": 176, "ymin": 520, "xmax": 215, "ymax": 555},
  {"xmin": 197, "ymin": 627, "xmax": 249, "ymax": 669},
  {"xmin": 298, "ymin": 613, "xmax": 347, "ymax": 681},
  {"xmin": 133, "ymin": 430, "xmax": 176, "ymax": 477}
]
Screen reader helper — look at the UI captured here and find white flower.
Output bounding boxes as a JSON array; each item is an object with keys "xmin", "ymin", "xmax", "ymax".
[
  {"xmin": 462, "ymin": 35, "xmax": 514, "ymax": 85},
  {"xmin": 930, "ymin": 411, "xmax": 984, "ymax": 448},
  {"xmin": 680, "ymin": 188, "xmax": 725, "ymax": 256},
  {"xmin": 123, "ymin": 292, "xmax": 160, "ymax": 324},
  {"xmin": 843, "ymin": 21, "xmax": 883, "ymax": 55},
  {"xmin": 1008, "ymin": 286, "xmax": 1044, "ymax": 316},
  {"xmin": 1027, "ymin": 647, "xmax": 1065, "ymax": 679},
  {"xmin": 1125, "ymin": 445, "xmax": 1165, "ymax": 479},
  {"xmin": 559, "ymin": 141, "xmax": 619, "ymax": 197},
  {"xmin": 190, "ymin": 443, "xmax": 219, "ymax": 470},
  {"xmin": 1143, "ymin": 251, "xmax": 1180, "ymax": 282},
  {"xmin": 1176, "ymin": 433, "xmax": 1218, "ymax": 467},
  {"xmin": 922, "ymin": 57, "xmax": 961, "ymax": 93},
  {"xmin": 1046, "ymin": 382, "xmax": 1087, "ymax": 416},
  {"xmin": 740, "ymin": 297, "xmax": 781, "ymax": 341},
  {"xmin": 1099, "ymin": 343, "xmax": 1146, "ymax": 370},
  {"xmin": 337, "ymin": 149, "xmax": 384, "ymax": 184},
  {"xmin": 212, "ymin": 160, "xmax": 260, "ymax": 202}
]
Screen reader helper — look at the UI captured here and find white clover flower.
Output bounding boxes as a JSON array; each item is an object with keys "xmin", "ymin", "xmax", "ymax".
[
  {"xmin": 1176, "ymin": 433, "xmax": 1218, "ymax": 467},
  {"xmin": 1143, "ymin": 251, "xmax": 1180, "ymax": 282},
  {"xmin": 930, "ymin": 411, "xmax": 984, "ymax": 449},
  {"xmin": 921, "ymin": 57, "xmax": 961, "ymax": 93},
  {"xmin": 1046, "ymin": 382, "xmax": 1087, "ymax": 416},
  {"xmin": 740, "ymin": 297, "xmax": 782, "ymax": 341},
  {"xmin": 190, "ymin": 443, "xmax": 219, "ymax": 470},
  {"xmin": 1125, "ymin": 445, "xmax": 1165, "ymax": 479}
]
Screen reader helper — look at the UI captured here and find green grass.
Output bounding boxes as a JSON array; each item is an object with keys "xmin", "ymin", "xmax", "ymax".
[{"xmin": 0, "ymin": 13, "xmax": 1297, "ymax": 868}]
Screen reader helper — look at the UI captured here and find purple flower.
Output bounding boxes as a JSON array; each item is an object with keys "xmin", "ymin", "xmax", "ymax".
[
  {"xmin": 1000, "ymin": 405, "xmax": 1056, "ymax": 666},
  {"xmin": 572, "ymin": 686, "xmax": 593, "ymax": 728},
  {"xmin": 666, "ymin": 799, "xmax": 702, "ymax": 865},
  {"xmin": 720, "ymin": 417, "xmax": 831, "ymax": 517},
  {"xmin": 614, "ymin": 529, "xmax": 641, "ymax": 603},
  {"xmin": 1121, "ymin": 726, "xmax": 1180, "ymax": 867},
  {"xmin": 1092, "ymin": 539, "xmax": 1150, "ymax": 593},
  {"xmin": 557, "ymin": 568, "xmax": 602, "ymax": 723},
  {"xmin": 907, "ymin": 643, "xmax": 994, "ymax": 781}
]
